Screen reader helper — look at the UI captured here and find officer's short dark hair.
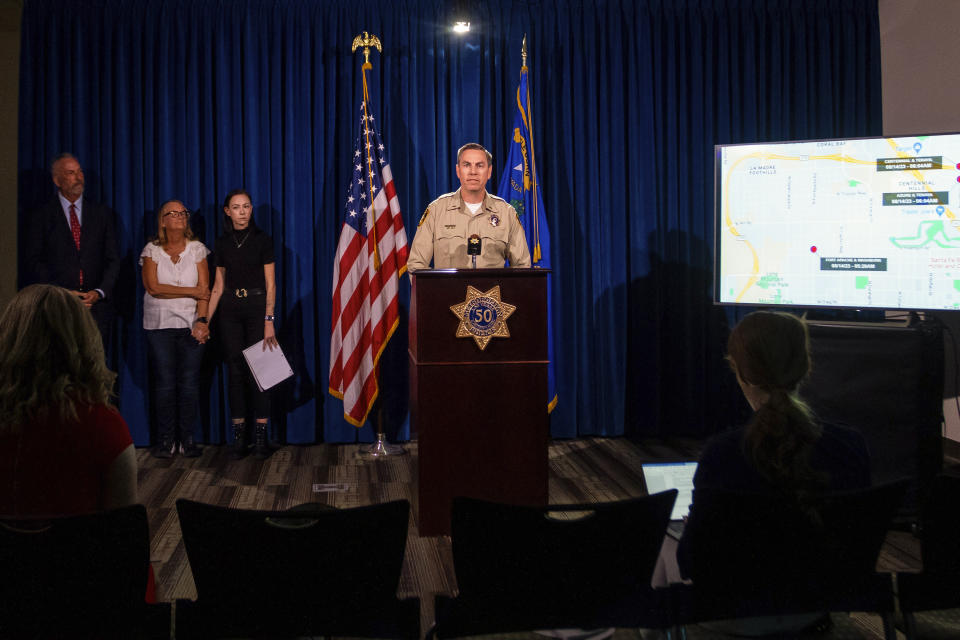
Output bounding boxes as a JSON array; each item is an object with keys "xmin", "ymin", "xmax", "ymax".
[{"xmin": 457, "ymin": 143, "xmax": 493, "ymax": 165}]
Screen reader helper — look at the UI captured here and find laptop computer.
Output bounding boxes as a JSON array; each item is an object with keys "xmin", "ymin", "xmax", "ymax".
[{"xmin": 640, "ymin": 461, "xmax": 698, "ymax": 540}]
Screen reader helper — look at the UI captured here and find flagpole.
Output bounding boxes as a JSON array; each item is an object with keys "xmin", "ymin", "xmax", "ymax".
[
  {"xmin": 352, "ymin": 31, "xmax": 405, "ymax": 458},
  {"xmin": 509, "ymin": 36, "xmax": 556, "ymax": 411},
  {"xmin": 522, "ymin": 34, "xmax": 542, "ymax": 264}
]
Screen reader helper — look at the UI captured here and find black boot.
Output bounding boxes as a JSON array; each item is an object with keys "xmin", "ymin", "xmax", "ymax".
[
  {"xmin": 179, "ymin": 431, "xmax": 203, "ymax": 458},
  {"xmin": 252, "ymin": 422, "xmax": 272, "ymax": 460},
  {"xmin": 151, "ymin": 431, "xmax": 176, "ymax": 459},
  {"xmin": 229, "ymin": 422, "xmax": 248, "ymax": 460}
]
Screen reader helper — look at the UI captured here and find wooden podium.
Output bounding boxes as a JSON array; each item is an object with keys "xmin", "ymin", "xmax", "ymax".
[{"xmin": 409, "ymin": 268, "xmax": 549, "ymax": 536}]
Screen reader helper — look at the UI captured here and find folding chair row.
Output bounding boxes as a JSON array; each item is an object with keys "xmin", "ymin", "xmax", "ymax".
[
  {"xmin": 428, "ymin": 481, "xmax": 910, "ymax": 640},
  {"xmin": 9, "ymin": 478, "xmax": 945, "ymax": 640},
  {"xmin": 0, "ymin": 499, "xmax": 420, "ymax": 639}
]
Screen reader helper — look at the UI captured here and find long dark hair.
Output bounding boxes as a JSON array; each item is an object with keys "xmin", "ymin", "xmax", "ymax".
[
  {"xmin": 727, "ymin": 311, "xmax": 826, "ymax": 496},
  {"xmin": 221, "ymin": 188, "xmax": 257, "ymax": 232}
]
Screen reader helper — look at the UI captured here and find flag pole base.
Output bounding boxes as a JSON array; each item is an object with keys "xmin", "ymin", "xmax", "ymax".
[{"xmin": 362, "ymin": 432, "xmax": 406, "ymax": 457}]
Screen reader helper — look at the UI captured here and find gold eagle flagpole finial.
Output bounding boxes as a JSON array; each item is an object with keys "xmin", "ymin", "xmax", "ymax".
[
  {"xmin": 351, "ymin": 31, "xmax": 383, "ymax": 266},
  {"xmin": 351, "ymin": 31, "xmax": 382, "ymax": 67}
]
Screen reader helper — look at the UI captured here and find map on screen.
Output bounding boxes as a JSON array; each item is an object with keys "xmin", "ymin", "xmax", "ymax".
[{"xmin": 715, "ymin": 133, "xmax": 960, "ymax": 310}]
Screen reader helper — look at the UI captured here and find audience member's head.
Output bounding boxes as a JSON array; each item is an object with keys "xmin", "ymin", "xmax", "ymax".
[
  {"xmin": 726, "ymin": 311, "xmax": 823, "ymax": 492},
  {"xmin": 0, "ymin": 285, "xmax": 115, "ymax": 431},
  {"xmin": 727, "ymin": 310, "xmax": 811, "ymax": 405}
]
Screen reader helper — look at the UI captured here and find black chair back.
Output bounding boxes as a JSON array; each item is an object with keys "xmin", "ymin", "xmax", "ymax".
[
  {"xmin": 919, "ymin": 474, "xmax": 960, "ymax": 574},
  {"xmin": 175, "ymin": 498, "xmax": 418, "ymax": 638},
  {"xmin": 675, "ymin": 480, "xmax": 908, "ymax": 620},
  {"xmin": 432, "ymin": 490, "xmax": 678, "ymax": 636},
  {"xmin": 0, "ymin": 504, "xmax": 156, "ymax": 638},
  {"xmin": 898, "ymin": 474, "xmax": 960, "ymax": 626}
]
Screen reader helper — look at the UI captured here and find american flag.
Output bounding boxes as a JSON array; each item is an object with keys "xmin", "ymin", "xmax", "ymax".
[{"xmin": 329, "ymin": 102, "xmax": 408, "ymax": 427}]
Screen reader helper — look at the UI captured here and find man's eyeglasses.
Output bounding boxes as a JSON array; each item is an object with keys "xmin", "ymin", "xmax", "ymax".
[{"xmin": 163, "ymin": 210, "xmax": 190, "ymax": 218}]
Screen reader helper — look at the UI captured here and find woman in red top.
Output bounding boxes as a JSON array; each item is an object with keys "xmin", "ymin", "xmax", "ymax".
[
  {"xmin": 0, "ymin": 284, "xmax": 137, "ymax": 517},
  {"xmin": 0, "ymin": 285, "xmax": 152, "ymax": 601}
]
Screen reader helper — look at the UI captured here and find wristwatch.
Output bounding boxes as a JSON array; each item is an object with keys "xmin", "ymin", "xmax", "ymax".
[
  {"xmin": 195, "ymin": 316, "xmax": 208, "ymax": 324},
  {"xmin": 264, "ymin": 315, "xmax": 275, "ymax": 322}
]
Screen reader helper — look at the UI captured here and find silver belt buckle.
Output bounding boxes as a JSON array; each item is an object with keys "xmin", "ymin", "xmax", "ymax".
[{"xmin": 235, "ymin": 288, "xmax": 248, "ymax": 298}]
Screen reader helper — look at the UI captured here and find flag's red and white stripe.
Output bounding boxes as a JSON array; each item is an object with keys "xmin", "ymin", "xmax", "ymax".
[{"xmin": 330, "ymin": 153, "xmax": 408, "ymax": 427}]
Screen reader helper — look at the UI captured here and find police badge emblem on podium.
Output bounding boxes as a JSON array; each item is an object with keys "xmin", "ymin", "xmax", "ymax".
[{"xmin": 450, "ymin": 285, "xmax": 517, "ymax": 350}]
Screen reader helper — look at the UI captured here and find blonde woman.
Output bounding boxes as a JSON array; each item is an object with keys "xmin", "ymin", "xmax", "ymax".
[
  {"xmin": 140, "ymin": 199, "xmax": 210, "ymax": 458},
  {"xmin": 0, "ymin": 284, "xmax": 136, "ymax": 515}
]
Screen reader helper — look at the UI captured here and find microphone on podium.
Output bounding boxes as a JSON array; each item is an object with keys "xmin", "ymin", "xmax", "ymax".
[{"xmin": 468, "ymin": 234, "xmax": 481, "ymax": 269}]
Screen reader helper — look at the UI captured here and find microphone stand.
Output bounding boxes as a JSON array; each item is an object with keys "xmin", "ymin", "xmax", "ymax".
[{"xmin": 468, "ymin": 234, "xmax": 481, "ymax": 269}]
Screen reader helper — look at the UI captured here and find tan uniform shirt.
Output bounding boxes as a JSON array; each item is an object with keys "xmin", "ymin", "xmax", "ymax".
[{"xmin": 407, "ymin": 189, "xmax": 532, "ymax": 271}]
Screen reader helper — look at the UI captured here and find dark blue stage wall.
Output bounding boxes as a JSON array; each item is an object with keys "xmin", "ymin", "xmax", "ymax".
[{"xmin": 17, "ymin": 0, "xmax": 882, "ymax": 445}]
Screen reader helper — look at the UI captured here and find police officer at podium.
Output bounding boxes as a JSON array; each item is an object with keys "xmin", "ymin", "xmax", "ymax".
[{"xmin": 407, "ymin": 143, "xmax": 531, "ymax": 271}]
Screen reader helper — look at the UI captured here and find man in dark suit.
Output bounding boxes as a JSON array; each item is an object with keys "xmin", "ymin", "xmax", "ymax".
[{"xmin": 24, "ymin": 153, "xmax": 121, "ymax": 352}]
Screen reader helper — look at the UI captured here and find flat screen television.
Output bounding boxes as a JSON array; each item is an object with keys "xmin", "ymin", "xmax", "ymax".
[{"xmin": 714, "ymin": 133, "xmax": 960, "ymax": 311}]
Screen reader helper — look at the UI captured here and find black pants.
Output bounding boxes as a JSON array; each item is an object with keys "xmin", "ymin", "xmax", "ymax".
[
  {"xmin": 219, "ymin": 296, "xmax": 270, "ymax": 421},
  {"xmin": 91, "ymin": 299, "xmax": 116, "ymax": 369}
]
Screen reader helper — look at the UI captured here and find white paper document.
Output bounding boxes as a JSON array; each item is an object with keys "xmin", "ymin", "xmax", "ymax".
[
  {"xmin": 312, "ymin": 483, "xmax": 350, "ymax": 493},
  {"xmin": 242, "ymin": 340, "xmax": 294, "ymax": 391}
]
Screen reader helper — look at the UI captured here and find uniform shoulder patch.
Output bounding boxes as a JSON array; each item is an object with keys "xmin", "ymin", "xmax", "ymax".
[{"xmin": 418, "ymin": 207, "xmax": 431, "ymax": 227}]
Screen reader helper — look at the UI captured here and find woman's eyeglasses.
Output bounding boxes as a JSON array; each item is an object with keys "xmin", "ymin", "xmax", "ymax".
[{"xmin": 163, "ymin": 210, "xmax": 190, "ymax": 218}]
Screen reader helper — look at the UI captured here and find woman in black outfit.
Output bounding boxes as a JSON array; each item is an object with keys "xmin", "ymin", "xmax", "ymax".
[{"xmin": 205, "ymin": 188, "xmax": 278, "ymax": 459}]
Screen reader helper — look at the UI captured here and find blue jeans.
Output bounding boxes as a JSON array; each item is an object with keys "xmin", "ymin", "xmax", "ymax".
[{"xmin": 146, "ymin": 328, "xmax": 205, "ymax": 443}]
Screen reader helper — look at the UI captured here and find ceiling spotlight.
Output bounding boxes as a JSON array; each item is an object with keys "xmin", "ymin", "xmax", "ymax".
[{"xmin": 453, "ymin": 21, "xmax": 471, "ymax": 33}]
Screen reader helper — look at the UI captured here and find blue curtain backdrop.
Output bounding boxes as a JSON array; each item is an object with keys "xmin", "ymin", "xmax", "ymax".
[{"xmin": 17, "ymin": 0, "xmax": 882, "ymax": 445}]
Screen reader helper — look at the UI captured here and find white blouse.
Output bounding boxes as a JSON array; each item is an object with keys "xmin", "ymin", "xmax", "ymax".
[{"xmin": 140, "ymin": 240, "xmax": 211, "ymax": 330}]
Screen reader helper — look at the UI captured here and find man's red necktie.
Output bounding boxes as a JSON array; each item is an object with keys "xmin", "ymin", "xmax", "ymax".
[{"xmin": 69, "ymin": 203, "xmax": 83, "ymax": 287}]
